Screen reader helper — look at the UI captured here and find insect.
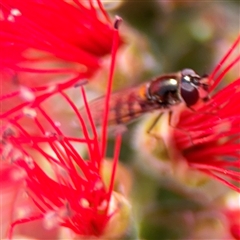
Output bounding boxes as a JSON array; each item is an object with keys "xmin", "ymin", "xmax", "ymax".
[{"xmin": 82, "ymin": 69, "xmax": 210, "ymax": 129}]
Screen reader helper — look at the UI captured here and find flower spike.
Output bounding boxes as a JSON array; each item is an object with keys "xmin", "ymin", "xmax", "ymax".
[
  {"xmin": 0, "ymin": 1, "xmax": 126, "ymax": 239},
  {"xmin": 173, "ymin": 35, "xmax": 240, "ymax": 192}
]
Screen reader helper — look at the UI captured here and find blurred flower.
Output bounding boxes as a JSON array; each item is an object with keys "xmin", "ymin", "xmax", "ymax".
[
  {"xmin": 188, "ymin": 192, "xmax": 240, "ymax": 240},
  {"xmin": 224, "ymin": 192, "xmax": 240, "ymax": 239},
  {"xmin": 0, "ymin": 163, "xmax": 26, "ymax": 239},
  {"xmin": 133, "ymin": 35, "xmax": 240, "ymax": 192}
]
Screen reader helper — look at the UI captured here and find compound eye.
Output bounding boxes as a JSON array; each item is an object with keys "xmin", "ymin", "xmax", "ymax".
[
  {"xmin": 180, "ymin": 80, "xmax": 199, "ymax": 106},
  {"xmin": 182, "ymin": 68, "xmax": 201, "ymax": 86}
]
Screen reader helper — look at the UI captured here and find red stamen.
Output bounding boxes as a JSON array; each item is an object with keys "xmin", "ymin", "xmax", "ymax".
[
  {"xmin": 210, "ymin": 54, "xmax": 240, "ymax": 91},
  {"xmin": 209, "ymin": 34, "xmax": 240, "ymax": 87},
  {"xmin": 8, "ymin": 214, "xmax": 44, "ymax": 240},
  {"xmin": 105, "ymin": 133, "xmax": 122, "ymax": 215},
  {"xmin": 101, "ymin": 17, "xmax": 121, "ymax": 158}
]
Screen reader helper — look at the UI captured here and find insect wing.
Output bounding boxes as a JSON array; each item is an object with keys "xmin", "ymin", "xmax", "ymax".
[{"xmin": 80, "ymin": 85, "xmax": 154, "ymax": 127}]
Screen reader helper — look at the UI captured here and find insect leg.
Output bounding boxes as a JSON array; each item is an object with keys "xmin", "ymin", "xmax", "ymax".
[
  {"xmin": 7, "ymin": 214, "xmax": 43, "ymax": 239},
  {"xmin": 146, "ymin": 112, "xmax": 163, "ymax": 138}
]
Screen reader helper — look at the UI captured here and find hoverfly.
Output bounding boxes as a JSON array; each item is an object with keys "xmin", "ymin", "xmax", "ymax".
[{"xmin": 81, "ymin": 69, "xmax": 209, "ymax": 129}]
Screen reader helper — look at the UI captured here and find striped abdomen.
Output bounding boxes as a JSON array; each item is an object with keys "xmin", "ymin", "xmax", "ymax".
[{"xmin": 82, "ymin": 84, "xmax": 164, "ymax": 127}]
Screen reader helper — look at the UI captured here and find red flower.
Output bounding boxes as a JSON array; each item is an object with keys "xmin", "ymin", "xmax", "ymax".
[
  {"xmin": 0, "ymin": 0, "xmax": 116, "ymax": 82},
  {"xmin": 1, "ymin": 30, "xmax": 123, "ymax": 239},
  {"xmin": 0, "ymin": 0, "xmax": 122, "ymax": 137},
  {"xmin": 173, "ymin": 35, "xmax": 240, "ymax": 192},
  {"xmin": 221, "ymin": 193, "xmax": 240, "ymax": 240},
  {"xmin": 1, "ymin": 88, "xmax": 122, "ymax": 238},
  {"xmin": 227, "ymin": 209, "xmax": 240, "ymax": 240},
  {"xmin": 0, "ymin": 0, "xmax": 125, "ymax": 238},
  {"xmin": 0, "ymin": 0, "xmax": 121, "ymax": 121}
]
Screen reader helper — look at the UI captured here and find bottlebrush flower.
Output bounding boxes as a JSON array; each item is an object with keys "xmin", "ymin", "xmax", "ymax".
[
  {"xmin": 133, "ymin": 35, "xmax": 240, "ymax": 192},
  {"xmin": 0, "ymin": 0, "xmax": 117, "ymax": 85},
  {"xmin": 172, "ymin": 35, "xmax": 240, "ymax": 192},
  {"xmin": 0, "ymin": 0, "xmax": 132, "ymax": 238},
  {"xmin": 0, "ymin": 0, "xmax": 121, "ymax": 122},
  {"xmin": 1, "ymin": 97, "xmax": 131, "ymax": 239},
  {"xmin": 0, "ymin": 30, "xmax": 132, "ymax": 239},
  {"xmin": 0, "ymin": 0, "xmax": 123, "ymax": 140}
]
